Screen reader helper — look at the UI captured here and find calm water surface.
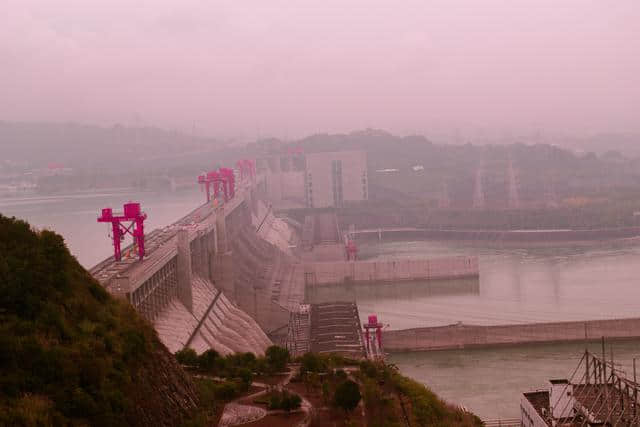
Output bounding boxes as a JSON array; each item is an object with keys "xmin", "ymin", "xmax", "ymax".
[
  {"xmin": 389, "ymin": 339, "xmax": 640, "ymax": 419},
  {"xmin": 309, "ymin": 239, "xmax": 640, "ymax": 418},
  {"xmin": 337, "ymin": 240, "xmax": 640, "ymax": 328}
]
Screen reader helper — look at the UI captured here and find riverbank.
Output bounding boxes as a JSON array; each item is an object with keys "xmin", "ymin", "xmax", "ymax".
[{"xmin": 304, "ymin": 256, "xmax": 478, "ymax": 285}]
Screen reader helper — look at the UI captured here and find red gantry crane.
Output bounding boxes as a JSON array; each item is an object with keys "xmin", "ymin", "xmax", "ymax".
[
  {"xmin": 236, "ymin": 159, "xmax": 256, "ymax": 181},
  {"xmin": 198, "ymin": 167, "xmax": 235, "ymax": 203},
  {"xmin": 97, "ymin": 202, "xmax": 147, "ymax": 261},
  {"xmin": 363, "ymin": 314, "xmax": 384, "ymax": 359},
  {"xmin": 198, "ymin": 170, "xmax": 228, "ymax": 203},
  {"xmin": 345, "ymin": 239, "xmax": 358, "ymax": 260},
  {"xmin": 218, "ymin": 167, "xmax": 235, "ymax": 199}
]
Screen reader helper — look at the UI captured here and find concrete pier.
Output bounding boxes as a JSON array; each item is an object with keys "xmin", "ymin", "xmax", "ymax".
[
  {"xmin": 384, "ymin": 317, "xmax": 640, "ymax": 352},
  {"xmin": 304, "ymin": 256, "xmax": 479, "ymax": 286},
  {"xmin": 351, "ymin": 226, "xmax": 640, "ymax": 244}
]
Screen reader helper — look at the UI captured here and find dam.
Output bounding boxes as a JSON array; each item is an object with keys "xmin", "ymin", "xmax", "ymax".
[
  {"xmin": 90, "ymin": 175, "xmax": 294, "ymax": 356},
  {"xmin": 88, "ymin": 164, "xmax": 482, "ymax": 359},
  {"xmin": 13, "ymin": 153, "xmax": 640, "ymax": 420}
]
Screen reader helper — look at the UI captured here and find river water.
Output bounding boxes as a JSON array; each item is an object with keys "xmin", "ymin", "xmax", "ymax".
[
  {"xmin": 0, "ymin": 190, "xmax": 203, "ymax": 267},
  {"xmin": 4, "ymin": 194, "xmax": 640, "ymax": 418},
  {"xmin": 308, "ymin": 239, "xmax": 640, "ymax": 419},
  {"xmin": 389, "ymin": 339, "xmax": 640, "ymax": 419}
]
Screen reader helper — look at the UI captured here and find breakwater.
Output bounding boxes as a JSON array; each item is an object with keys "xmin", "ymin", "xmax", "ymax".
[
  {"xmin": 304, "ymin": 256, "xmax": 479, "ymax": 285},
  {"xmin": 384, "ymin": 317, "xmax": 640, "ymax": 352}
]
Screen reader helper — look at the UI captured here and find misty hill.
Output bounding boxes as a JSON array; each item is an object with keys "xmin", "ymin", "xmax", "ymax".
[
  {"xmin": 274, "ymin": 129, "xmax": 640, "ymax": 210},
  {"xmin": 4, "ymin": 123, "xmax": 640, "ymax": 203},
  {"xmin": 0, "ymin": 214, "xmax": 198, "ymax": 425},
  {"xmin": 0, "ymin": 121, "xmax": 226, "ymax": 173}
]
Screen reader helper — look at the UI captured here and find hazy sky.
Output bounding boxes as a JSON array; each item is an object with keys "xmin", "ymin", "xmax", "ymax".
[{"xmin": 2, "ymin": 0, "xmax": 639, "ymax": 139}]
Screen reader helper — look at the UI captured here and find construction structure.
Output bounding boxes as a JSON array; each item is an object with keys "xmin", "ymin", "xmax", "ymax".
[
  {"xmin": 284, "ymin": 304, "xmax": 311, "ymax": 357},
  {"xmin": 91, "ymin": 164, "xmax": 298, "ymax": 357},
  {"xmin": 521, "ymin": 344, "xmax": 640, "ymax": 426},
  {"xmin": 198, "ymin": 170, "xmax": 227, "ymax": 203},
  {"xmin": 259, "ymin": 150, "xmax": 368, "ymax": 209},
  {"xmin": 97, "ymin": 202, "xmax": 147, "ymax": 261},
  {"xmin": 363, "ymin": 314, "xmax": 384, "ymax": 359},
  {"xmin": 309, "ymin": 302, "xmax": 365, "ymax": 358}
]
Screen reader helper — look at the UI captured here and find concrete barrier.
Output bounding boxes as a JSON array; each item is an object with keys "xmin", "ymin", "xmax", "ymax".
[
  {"xmin": 306, "ymin": 256, "xmax": 479, "ymax": 285},
  {"xmin": 384, "ymin": 317, "xmax": 640, "ymax": 352},
  {"xmin": 353, "ymin": 227, "xmax": 640, "ymax": 244}
]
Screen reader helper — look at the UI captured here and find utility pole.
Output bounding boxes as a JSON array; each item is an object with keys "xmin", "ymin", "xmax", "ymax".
[
  {"xmin": 634, "ymin": 358, "xmax": 638, "ymax": 418},
  {"xmin": 602, "ymin": 336, "xmax": 608, "ymax": 410}
]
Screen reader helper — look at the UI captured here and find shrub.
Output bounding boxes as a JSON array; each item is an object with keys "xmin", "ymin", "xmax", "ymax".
[
  {"xmin": 175, "ymin": 348, "xmax": 199, "ymax": 366},
  {"xmin": 265, "ymin": 345, "xmax": 289, "ymax": 373},
  {"xmin": 236, "ymin": 367, "xmax": 253, "ymax": 391},
  {"xmin": 282, "ymin": 392, "xmax": 302, "ymax": 412},
  {"xmin": 268, "ymin": 393, "xmax": 282, "ymax": 410},
  {"xmin": 268, "ymin": 390, "xmax": 302, "ymax": 412},
  {"xmin": 197, "ymin": 349, "xmax": 220, "ymax": 372},
  {"xmin": 335, "ymin": 368, "xmax": 348, "ymax": 381},
  {"xmin": 300, "ymin": 352, "xmax": 327, "ymax": 375},
  {"xmin": 333, "ymin": 380, "xmax": 361, "ymax": 413},
  {"xmin": 213, "ymin": 382, "xmax": 239, "ymax": 400}
]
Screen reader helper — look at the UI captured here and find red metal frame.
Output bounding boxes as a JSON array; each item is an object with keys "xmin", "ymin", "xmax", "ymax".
[
  {"xmin": 346, "ymin": 239, "xmax": 358, "ymax": 260},
  {"xmin": 363, "ymin": 314, "xmax": 383, "ymax": 356},
  {"xmin": 97, "ymin": 202, "xmax": 147, "ymax": 261},
  {"xmin": 218, "ymin": 167, "xmax": 235, "ymax": 199},
  {"xmin": 236, "ymin": 159, "xmax": 256, "ymax": 181},
  {"xmin": 198, "ymin": 170, "xmax": 230, "ymax": 203}
]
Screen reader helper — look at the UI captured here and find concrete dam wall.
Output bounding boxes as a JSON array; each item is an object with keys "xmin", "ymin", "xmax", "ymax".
[
  {"xmin": 225, "ymin": 199, "xmax": 297, "ymax": 334},
  {"xmin": 90, "ymin": 178, "xmax": 297, "ymax": 356},
  {"xmin": 383, "ymin": 317, "xmax": 640, "ymax": 352},
  {"xmin": 305, "ymin": 256, "xmax": 479, "ymax": 285}
]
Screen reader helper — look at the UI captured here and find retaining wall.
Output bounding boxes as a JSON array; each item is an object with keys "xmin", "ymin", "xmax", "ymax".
[
  {"xmin": 307, "ymin": 256, "xmax": 479, "ymax": 285},
  {"xmin": 384, "ymin": 317, "xmax": 640, "ymax": 352},
  {"xmin": 354, "ymin": 227, "xmax": 640, "ymax": 243}
]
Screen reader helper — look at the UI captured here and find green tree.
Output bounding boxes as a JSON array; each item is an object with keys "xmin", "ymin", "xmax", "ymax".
[
  {"xmin": 265, "ymin": 345, "xmax": 289, "ymax": 373},
  {"xmin": 282, "ymin": 392, "xmax": 302, "ymax": 413},
  {"xmin": 197, "ymin": 349, "xmax": 220, "ymax": 372},
  {"xmin": 237, "ymin": 368, "xmax": 253, "ymax": 392},
  {"xmin": 300, "ymin": 352, "xmax": 326, "ymax": 375},
  {"xmin": 334, "ymin": 380, "xmax": 361, "ymax": 413},
  {"xmin": 175, "ymin": 348, "xmax": 199, "ymax": 366},
  {"xmin": 321, "ymin": 381, "xmax": 331, "ymax": 405}
]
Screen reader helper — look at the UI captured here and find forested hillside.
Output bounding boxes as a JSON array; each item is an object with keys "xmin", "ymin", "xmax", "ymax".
[{"xmin": 0, "ymin": 214, "xmax": 198, "ymax": 426}]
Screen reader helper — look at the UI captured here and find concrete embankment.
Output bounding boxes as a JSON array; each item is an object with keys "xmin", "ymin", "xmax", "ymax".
[
  {"xmin": 384, "ymin": 317, "xmax": 640, "ymax": 352},
  {"xmin": 154, "ymin": 275, "xmax": 271, "ymax": 356},
  {"xmin": 305, "ymin": 256, "xmax": 478, "ymax": 285},
  {"xmin": 353, "ymin": 227, "xmax": 640, "ymax": 245}
]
